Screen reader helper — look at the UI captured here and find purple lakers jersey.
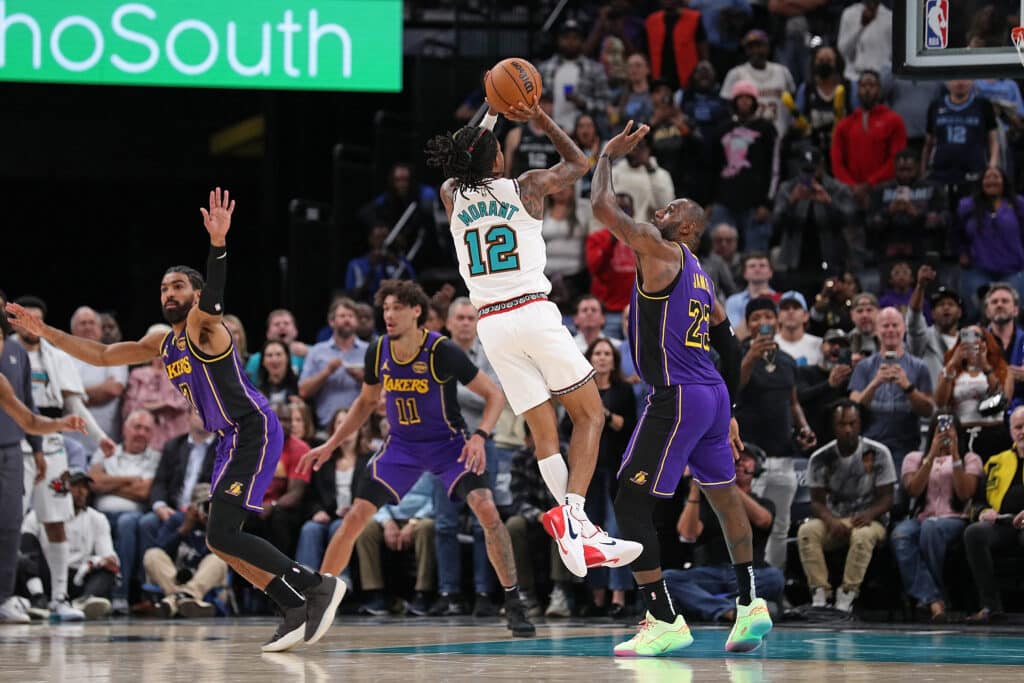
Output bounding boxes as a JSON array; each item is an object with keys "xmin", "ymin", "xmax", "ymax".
[
  {"xmin": 161, "ymin": 328, "xmax": 274, "ymax": 434},
  {"xmin": 628, "ymin": 243, "xmax": 724, "ymax": 388},
  {"xmin": 370, "ymin": 330, "xmax": 467, "ymax": 442}
]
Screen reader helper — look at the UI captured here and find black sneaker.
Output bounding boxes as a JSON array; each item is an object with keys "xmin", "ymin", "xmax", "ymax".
[
  {"xmin": 359, "ymin": 591, "xmax": 391, "ymax": 617},
  {"xmin": 428, "ymin": 594, "xmax": 466, "ymax": 616},
  {"xmin": 504, "ymin": 596, "xmax": 536, "ymax": 638},
  {"xmin": 261, "ymin": 604, "xmax": 306, "ymax": 653},
  {"xmin": 406, "ymin": 592, "xmax": 433, "ymax": 617},
  {"xmin": 473, "ymin": 593, "xmax": 499, "ymax": 617},
  {"xmin": 303, "ymin": 574, "xmax": 346, "ymax": 645}
]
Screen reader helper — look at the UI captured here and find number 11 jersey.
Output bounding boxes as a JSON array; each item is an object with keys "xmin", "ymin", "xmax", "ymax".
[
  {"xmin": 628, "ymin": 243, "xmax": 724, "ymax": 388},
  {"xmin": 450, "ymin": 177, "xmax": 551, "ymax": 308}
]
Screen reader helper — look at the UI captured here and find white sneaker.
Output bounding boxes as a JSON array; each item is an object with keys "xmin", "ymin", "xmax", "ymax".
[
  {"xmin": 50, "ymin": 599, "xmax": 86, "ymax": 622},
  {"xmin": 580, "ymin": 523, "xmax": 643, "ymax": 569},
  {"xmin": 810, "ymin": 587, "xmax": 828, "ymax": 608},
  {"xmin": 544, "ymin": 586, "xmax": 571, "ymax": 618},
  {"xmin": 0, "ymin": 596, "xmax": 30, "ymax": 624},
  {"xmin": 834, "ymin": 587, "xmax": 857, "ymax": 613},
  {"xmin": 541, "ymin": 505, "xmax": 587, "ymax": 577},
  {"xmin": 73, "ymin": 596, "xmax": 112, "ymax": 620}
]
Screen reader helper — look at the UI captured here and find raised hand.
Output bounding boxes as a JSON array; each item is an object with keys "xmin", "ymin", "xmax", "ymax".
[
  {"xmin": 199, "ymin": 187, "xmax": 235, "ymax": 247},
  {"xmin": 59, "ymin": 415, "xmax": 88, "ymax": 434},
  {"xmin": 601, "ymin": 120, "xmax": 651, "ymax": 160},
  {"xmin": 504, "ymin": 98, "xmax": 541, "ymax": 123},
  {"xmin": 3, "ymin": 302, "xmax": 45, "ymax": 338}
]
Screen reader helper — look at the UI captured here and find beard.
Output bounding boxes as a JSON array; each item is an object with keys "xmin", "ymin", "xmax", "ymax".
[
  {"xmin": 992, "ymin": 312, "xmax": 1013, "ymax": 325},
  {"xmin": 162, "ymin": 300, "xmax": 193, "ymax": 324}
]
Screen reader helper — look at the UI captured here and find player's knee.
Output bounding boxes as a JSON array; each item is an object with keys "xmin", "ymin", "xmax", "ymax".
[{"xmin": 466, "ymin": 489, "xmax": 501, "ymax": 530}]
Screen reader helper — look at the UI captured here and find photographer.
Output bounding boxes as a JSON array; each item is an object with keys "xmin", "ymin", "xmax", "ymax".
[
  {"xmin": 344, "ymin": 223, "xmax": 417, "ymax": 303},
  {"xmin": 892, "ymin": 414, "xmax": 982, "ymax": 623},
  {"xmin": 868, "ymin": 150, "xmax": 947, "ymax": 261},
  {"xmin": 142, "ymin": 483, "xmax": 226, "ymax": 619},
  {"xmin": 809, "ymin": 273, "xmax": 859, "ymax": 336},
  {"xmin": 737, "ymin": 297, "xmax": 817, "ymax": 570},
  {"xmin": 934, "ymin": 326, "xmax": 1013, "ymax": 460},
  {"xmin": 850, "ymin": 307, "xmax": 935, "ymax": 466},
  {"xmin": 847, "ymin": 293, "xmax": 882, "ymax": 361},
  {"xmin": 797, "ymin": 330, "xmax": 855, "ymax": 440},
  {"xmin": 906, "ymin": 264, "xmax": 962, "ymax": 390}
]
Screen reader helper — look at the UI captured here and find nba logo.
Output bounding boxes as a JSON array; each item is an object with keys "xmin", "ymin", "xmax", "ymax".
[{"xmin": 925, "ymin": 0, "xmax": 948, "ymax": 49}]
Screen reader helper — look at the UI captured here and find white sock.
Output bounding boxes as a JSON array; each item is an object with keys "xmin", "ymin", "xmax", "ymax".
[
  {"xmin": 39, "ymin": 536, "xmax": 70, "ymax": 602},
  {"xmin": 565, "ymin": 493, "xmax": 586, "ymax": 511},
  {"xmin": 537, "ymin": 454, "xmax": 568, "ymax": 503}
]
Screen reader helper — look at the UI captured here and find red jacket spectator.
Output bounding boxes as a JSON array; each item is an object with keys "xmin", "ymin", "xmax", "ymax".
[
  {"xmin": 645, "ymin": 6, "xmax": 706, "ymax": 90},
  {"xmin": 831, "ymin": 104, "xmax": 907, "ymax": 187},
  {"xmin": 586, "ymin": 229, "xmax": 637, "ymax": 313}
]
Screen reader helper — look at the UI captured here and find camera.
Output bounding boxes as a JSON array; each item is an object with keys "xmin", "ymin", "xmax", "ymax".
[
  {"xmin": 882, "ymin": 351, "xmax": 898, "ymax": 365},
  {"xmin": 936, "ymin": 414, "xmax": 953, "ymax": 433},
  {"xmin": 758, "ymin": 323, "xmax": 774, "ymax": 337},
  {"xmin": 959, "ymin": 328, "xmax": 980, "ymax": 344}
]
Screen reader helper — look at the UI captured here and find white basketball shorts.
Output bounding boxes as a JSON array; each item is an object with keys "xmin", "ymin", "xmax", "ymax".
[{"xmin": 22, "ymin": 446, "xmax": 74, "ymax": 524}]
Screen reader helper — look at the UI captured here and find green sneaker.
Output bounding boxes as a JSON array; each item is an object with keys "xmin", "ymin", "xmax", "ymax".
[
  {"xmin": 613, "ymin": 611, "xmax": 693, "ymax": 657},
  {"xmin": 725, "ymin": 598, "xmax": 772, "ymax": 653}
]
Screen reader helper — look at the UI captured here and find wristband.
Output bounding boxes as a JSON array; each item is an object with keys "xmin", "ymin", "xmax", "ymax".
[
  {"xmin": 481, "ymin": 112, "xmax": 498, "ymax": 131},
  {"xmin": 903, "ymin": 383, "xmax": 916, "ymax": 395},
  {"xmin": 473, "ymin": 428, "xmax": 492, "ymax": 440}
]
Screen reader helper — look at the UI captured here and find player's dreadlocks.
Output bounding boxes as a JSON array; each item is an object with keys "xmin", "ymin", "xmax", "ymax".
[{"xmin": 424, "ymin": 125, "xmax": 498, "ymax": 196}]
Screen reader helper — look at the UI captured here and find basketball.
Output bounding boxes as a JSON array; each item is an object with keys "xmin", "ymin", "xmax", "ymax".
[{"xmin": 484, "ymin": 58, "xmax": 542, "ymax": 115}]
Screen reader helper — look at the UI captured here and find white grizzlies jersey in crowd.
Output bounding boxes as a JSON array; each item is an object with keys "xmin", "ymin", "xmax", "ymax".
[{"xmin": 450, "ymin": 178, "xmax": 551, "ymax": 308}]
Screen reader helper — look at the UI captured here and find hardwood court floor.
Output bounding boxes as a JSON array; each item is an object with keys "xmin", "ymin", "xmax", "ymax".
[{"xmin": 1, "ymin": 617, "xmax": 1022, "ymax": 682}]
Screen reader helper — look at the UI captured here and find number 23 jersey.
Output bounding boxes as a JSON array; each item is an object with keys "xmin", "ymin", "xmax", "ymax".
[
  {"xmin": 628, "ymin": 243, "xmax": 724, "ymax": 388},
  {"xmin": 450, "ymin": 177, "xmax": 551, "ymax": 308}
]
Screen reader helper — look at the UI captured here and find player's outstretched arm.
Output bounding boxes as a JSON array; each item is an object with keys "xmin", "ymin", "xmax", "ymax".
[
  {"xmin": 187, "ymin": 187, "xmax": 235, "ymax": 356},
  {"xmin": 297, "ymin": 382, "xmax": 383, "ymax": 475},
  {"xmin": 0, "ymin": 374, "xmax": 87, "ymax": 436},
  {"xmin": 4, "ymin": 303, "xmax": 162, "ymax": 367},
  {"xmin": 509, "ymin": 101, "xmax": 589, "ymax": 215}
]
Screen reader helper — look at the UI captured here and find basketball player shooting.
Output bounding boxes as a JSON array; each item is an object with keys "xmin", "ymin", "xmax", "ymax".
[
  {"xmin": 4, "ymin": 189, "xmax": 344, "ymax": 654},
  {"xmin": 424, "ymin": 90, "xmax": 641, "ymax": 578},
  {"xmin": 591, "ymin": 122, "xmax": 773, "ymax": 656}
]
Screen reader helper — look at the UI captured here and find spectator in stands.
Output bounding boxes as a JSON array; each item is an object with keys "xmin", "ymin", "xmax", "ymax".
[
  {"xmin": 955, "ymin": 167, "xmax": 1024, "ymax": 318},
  {"xmin": 643, "ymin": 0, "xmax": 708, "ymax": 90},
  {"xmin": 539, "ymin": 19, "xmax": 613, "ymax": 132},
  {"xmin": 677, "ymin": 63, "xmax": 731, "ymax": 205},
  {"xmin": 878, "ymin": 261, "xmax": 916, "ymax": 314},
  {"xmin": 690, "ymin": 0, "xmax": 752, "ymax": 79},
  {"xmin": 982, "ymin": 283, "xmax": 1024, "ymax": 411},
  {"xmin": 571, "ymin": 113, "xmax": 604, "ymax": 202},
  {"xmin": 725, "ymin": 252, "xmax": 778, "ymax": 331},
  {"xmin": 849, "ymin": 307, "xmax": 936, "ymax": 465},
  {"xmin": 869, "ymin": 149, "xmax": 948, "ymax": 261},
  {"xmin": 611, "ymin": 137, "xmax": 675, "ymax": 223},
  {"xmin": 709, "ymin": 222, "xmax": 742, "ymax": 284},
  {"xmin": 923, "ymin": 80, "xmax": 999, "ymax": 205},
  {"xmin": 935, "ymin": 326, "xmax": 1013, "ymax": 460},
  {"xmin": 848, "ymin": 292, "xmax": 881, "ymax": 359},
  {"xmin": 295, "ymin": 409, "xmax": 367, "ymax": 586},
  {"xmin": 573, "ymin": 295, "xmax": 620, "ymax": 352},
  {"xmin": 666, "ymin": 446, "xmax": 784, "ymax": 623},
  {"xmin": 88, "ymin": 409, "xmax": 160, "ymax": 614},
  {"xmin": 140, "ymin": 413, "xmax": 216, "ymax": 554},
  {"xmin": 600, "ymin": 36, "xmax": 629, "ymax": 102},
  {"xmin": 142, "ymin": 483, "xmax": 225, "ymax": 619},
  {"xmin": 963, "ymin": 405, "xmax": 1024, "ymax": 623},
  {"xmin": 288, "ymin": 401, "xmax": 321, "ymax": 448},
  {"xmin": 356, "ymin": 473, "xmax": 437, "ymax": 617},
  {"xmin": 358, "ymin": 162, "xmax": 438, "ymax": 263},
  {"xmin": 791, "ymin": 45, "xmax": 851, "ymax": 165},
  {"xmin": 504, "ymin": 92, "xmax": 560, "ymax": 179},
  {"xmin": 831, "ymin": 70, "xmax": 907, "ymax": 210},
  {"xmin": 893, "ymin": 414, "xmax": 983, "ymax": 622},
  {"xmin": 837, "ymin": 0, "xmax": 892, "ymax": 85},
  {"xmin": 907, "ymin": 265, "xmax": 963, "ymax": 390},
  {"xmin": 23, "ymin": 471, "xmax": 117, "ymax": 619},
  {"xmin": 721, "ymin": 30, "xmax": 797, "ymax": 139},
  {"xmin": 256, "ymin": 339, "xmax": 300, "ymax": 407},
  {"xmin": 885, "ymin": 69, "xmax": 943, "ymax": 155},
  {"xmin": 505, "ymin": 430, "xmax": 571, "ymax": 618},
  {"xmin": 738, "ymin": 297, "xmax": 817, "ymax": 569},
  {"xmin": 772, "ymin": 147, "xmax": 855, "ymax": 291},
  {"xmin": 775, "ymin": 291, "xmax": 823, "ymax": 367},
  {"xmin": 700, "ymin": 245, "xmax": 739, "ymax": 305},
  {"xmin": 222, "ymin": 314, "xmax": 249, "ymax": 367},
  {"xmin": 586, "ymin": 193, "xmax": 637, "ymax": 333},
  {"xmin": 299, "ymin": 298, "xmax": 368, "ymax": 429},
  {"xmin": 645, "ymin": 80, "xmax": 690, "ymax": 199},
  {"xmin": 583, "ymin": 1, "xmax": 641, "ymax": 59},
  {"xmin": 542, "ymin": 187, "xmax": 590, "ymax": 308},
  {"xmin": 612, "ymin": 53, "xmax": 655, "ymax": 127},
  {"xmin": 711, "ymin": 80, "xmax": 778, "ymax": 253},
  {"xmin": 798, "ymin": 400, "xmax": 896, "ymax": 613},
  {"xmin": 122, "ymin": 334, "xmax": 190, "ymax": 452},
  {"xmin": 797, "ymin": 329, "xmax": 854, "ymax": 440},
  {"xmin": 245, "ymin": 404, "xmax": 310, "ymax": 557},
  {"xmin": 70, "ymin": 305, "xmax": 127, "ymax": 449},
  {"xmin": 353, "ymin": 302, "xmax": 378, "ymax": 345},
  {"xmin": 99, "ymin": 313, "xmax": 121, "ymax": 345},
  {"xmin": 344, "ymin": 223, "xmax": 416, "ymax": 303},
  {"xmin": 808, "ymin": 273, "xmax": 858, "ymax": 336},
  {"xmin": 244, "ymin": 309, "xmax": 307, "ymax": 384}
]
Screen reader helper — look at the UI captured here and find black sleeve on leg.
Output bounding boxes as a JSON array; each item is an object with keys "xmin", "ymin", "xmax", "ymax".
[
  {"xmin": 198, "ymin": 245, "xmax": 227, "ymax": 315},
  {"xmin": 709, "ymin": 318, "xmax": 740, "ymax": 412}
]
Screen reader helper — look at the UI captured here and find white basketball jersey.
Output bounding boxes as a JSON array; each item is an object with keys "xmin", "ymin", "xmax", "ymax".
[{"xmin": 450, "ymin": 178, "xmax": 551, "ymax": 308}]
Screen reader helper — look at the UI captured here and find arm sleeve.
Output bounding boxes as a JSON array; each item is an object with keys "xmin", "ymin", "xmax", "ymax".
[
  {"xmin": 64, "ymin": 394, "xmax": 109, "ymax": 444},
  {"xmin": 709, "ymin": 319, "xmax": 741, "ymax": 409},
  {"xmin": 198, "ymin": 245, "xmax": 227, "ymax": 315},
  {"xmin": 431, "ymin": 339, "xmax": 481, "ymax": 385},
  {"xmin": 363, "ymin": 340, "xmax": 382, "ymax": 385}
]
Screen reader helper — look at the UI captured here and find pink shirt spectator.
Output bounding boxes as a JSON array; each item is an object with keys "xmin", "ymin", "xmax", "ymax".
[
  {"xmin": 901, "ymin": 450, "xmax": 984, "ymax": 520},
  {"xmin": 122, "ymin": 360, "xmax": 191, "ymax": 451}
]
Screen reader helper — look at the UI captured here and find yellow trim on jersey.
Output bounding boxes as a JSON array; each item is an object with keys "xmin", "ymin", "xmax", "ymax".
[
  {"xmin": 389, "ymin": 328, "xmax": 428, "ymax": 366},
  {"xmin": 694, "ymin": 475, "xmax": 738, "ymax": 487},
  {"xmin": 200, "ymin": 363, "xmax": 235, "ymax": 427},
  {"xmin": 159, "ymin": 330, "xmax": 174, "ymax": 354},
  {"xmin": 652, "ymin": 387, "xmax": 684, "ymax": 496},
  {"xmin": 370, "ymin": 436, "xmax": 402, "ymax": 504},
  {"xmin": 429, "ymin": 336, "xmax": 459, "ymax": 435},
  {"xmin": 185, "ymin": 331, "xmax": 234, "ymax": 364},
  {"xmin": 211, "ymin": 428, "xmax": 238, "ymax": 493},
  {"xmin": 373, "ymin": 336, "xmax": 385, "ymax": 379},
  {"xmin": 637, "ymin": 287, "xmax": 671, "ymax": 301},
  {"xmin": 428, "ymin": 335, "xmax": 452, "ymax": 384},
  {"xmin": 659, "ymin": 300, "xmax": 670, "ymax": 386}
]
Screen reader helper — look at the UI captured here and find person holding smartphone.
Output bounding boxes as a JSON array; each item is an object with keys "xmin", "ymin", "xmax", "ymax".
[{"xmin": 963, "ymin": 406, "xmax": 1024, "ymax": 624}]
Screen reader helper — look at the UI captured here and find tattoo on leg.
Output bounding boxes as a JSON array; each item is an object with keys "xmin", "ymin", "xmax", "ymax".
[{"xmin": 483, "ymin": 523, "xmax": 518, "ymax": 587}]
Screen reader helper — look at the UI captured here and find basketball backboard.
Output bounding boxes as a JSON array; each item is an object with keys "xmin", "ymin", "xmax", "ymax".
[{"xmin": 894, "ymin": 0, "xmax": 1023, "ymax": 78}]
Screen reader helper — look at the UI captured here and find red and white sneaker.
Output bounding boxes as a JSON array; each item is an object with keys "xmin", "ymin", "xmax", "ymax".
[
  {"xmin": 541, "ymin": 505, "xmax": 587, "ymax": 577},
  {"xmin": 579, "ymin": 522, "xmax": 643, "ymax": 569}
]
